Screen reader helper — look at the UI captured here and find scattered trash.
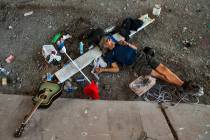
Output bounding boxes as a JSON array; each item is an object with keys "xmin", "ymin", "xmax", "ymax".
[
  {"xmin": 81, "ymin": 132, "xmax": 88, "ymax": 136},
  {"xmin": 5, "ymin": 54, "xmax": 15, "ymax": 64},
  {"xmin": 0, "ymin": 67, "xmax": 10, "ymax": 75},
  {"xmin": 194, "ymin": 86, "xmax": 204, "ymax": 97},
  {"xmin": 57, "ymin": 40, "xmax": 66, "ymax": 53},
  {"xmin": 24, "ymin": 11, "xmax": 33, "ymax": 17},
  {"xmin": 152, "ymin": 4, "xmax": 161, "ymax": 16},
  {"xmin": 52, "ymin": 32, "xmax": 62, "ymax": 43},
  {"xmin": 104, "ymin": 25, "xmax": 116, "ymax": 33},
  {"xmin": 143, "ymin": 84, "xmax": 173, "ymax": 103},
  {"xmin": 42, "ymin": 45, "xmax": 61, "ymax": 65},
  {"xmin": 76, "ymin": 77, "xmax": 86, "ymax": 83},
  {"xmin": 55, "ymin": 33, "xmax": 71, "ymax": 54},
  {"xmin": 8, "ymin": 25, "xmax": 13, "ymax": 30},
  {"xmin": 42, "ymin": 45, "xmax": 57, "ymax": 58},
  {"xmin": 62, "ymin": 34, "xmax": 72, "ymax": 40},
  {"xmin": 46, "ymin": 73, "xmax": 53, "ymax": 81},
  {"xmin": 83, "ymin": 81, "xmax": 100, "ymax": 99},
  {"xmin": 1, "ymin": 77, "xmax": 7, "ymax": 86},
  {"xmin": 129, "ymin": 76, "xmax": 156, "ymax": 96},
  {"xmin": 79, "ymin": 41, "xmax": 84, "ymax": 55},
  {"xmin": 64, "ymin": 81, "xmax": 78, "ymax": 93}
]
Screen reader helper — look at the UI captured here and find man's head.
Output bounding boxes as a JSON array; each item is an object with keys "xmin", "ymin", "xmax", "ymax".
[{"xmin": 99, "ymin": 36, "xmax": 115, "ymax": 50}]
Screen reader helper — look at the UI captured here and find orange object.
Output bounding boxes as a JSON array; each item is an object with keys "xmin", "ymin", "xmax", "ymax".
[
  {"xmin": 151, "ymin": 63, "xmax": 184, "ymax": 87},
  {"xmin": 5, "ymin": 54, "xmax": 15, "ymax": 64}
]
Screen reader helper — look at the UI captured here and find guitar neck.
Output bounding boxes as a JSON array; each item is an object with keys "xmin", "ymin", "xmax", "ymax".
[{"xmin": 23, "ymin": 99, "xmax": 44, "ymax": 125}]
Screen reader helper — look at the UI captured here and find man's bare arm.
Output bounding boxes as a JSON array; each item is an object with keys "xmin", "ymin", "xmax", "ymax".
[
  {"xmin": 119, "ymin": 40, "xmax": 138, "ymax": 50},
  {"xmin": 95, "ymin": 62, "xmax": 119, "ymax": 73}
]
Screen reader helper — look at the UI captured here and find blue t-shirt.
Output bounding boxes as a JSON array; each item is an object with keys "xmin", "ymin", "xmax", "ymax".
[{"xmin": 103, "ymin": 44, "xmax": 136, "ymax": 66}]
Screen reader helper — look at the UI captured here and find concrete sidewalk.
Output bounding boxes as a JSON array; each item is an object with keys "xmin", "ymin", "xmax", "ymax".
[
  {"xmin": 0, "ymin": 94, "xmax": 210, "ymax": 140},
  {"xmin": 163, "ymin": 103, "xmax": 210, "ymax": 140},
  {"xmin": 0, "ymin": 94, "xmax": 173, "ymax": 140}
]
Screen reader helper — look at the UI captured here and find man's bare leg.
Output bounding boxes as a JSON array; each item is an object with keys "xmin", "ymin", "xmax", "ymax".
[{"xmin": 150, "ymin": 63, "xmax": 184, "ymax": 87}]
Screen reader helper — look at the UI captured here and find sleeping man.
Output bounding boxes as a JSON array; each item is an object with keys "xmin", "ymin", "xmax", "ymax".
[{"xmin": 96, "ymin": 36, "xmax": 199, "ymax": 91}]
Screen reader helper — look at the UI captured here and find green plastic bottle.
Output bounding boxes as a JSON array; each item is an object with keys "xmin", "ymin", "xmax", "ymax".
[{"xmin": 52, "ymin": 32, "xmax": 62, "ymax": 43}]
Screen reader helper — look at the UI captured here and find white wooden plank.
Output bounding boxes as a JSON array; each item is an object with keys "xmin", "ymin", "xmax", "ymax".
[
  {"xmin": 112, "ymin": 14, "xmax": 155, "ymax": 42},
  {"xmin": 55, "ymin": 47, "xmax": 102, "ymax": 83},
  {"xmin": 129, "ymin": 14, "xmax": 155, "ymax": 37}
]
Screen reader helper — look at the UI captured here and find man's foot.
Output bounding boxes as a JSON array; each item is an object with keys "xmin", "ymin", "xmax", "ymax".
[{"xmin": 181, "ymin": 80, "xmax": 204, "ymax": 96}]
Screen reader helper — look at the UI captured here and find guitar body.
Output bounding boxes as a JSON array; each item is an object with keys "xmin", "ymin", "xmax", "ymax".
[{"xmin": 32, "ymin": 81, "xmax": 63, "ymax": 108}]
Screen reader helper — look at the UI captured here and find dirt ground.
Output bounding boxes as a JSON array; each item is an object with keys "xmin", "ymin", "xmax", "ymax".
[{"xmin": 0, "ymin": 0, "xmax": 210, "ymax": 104}]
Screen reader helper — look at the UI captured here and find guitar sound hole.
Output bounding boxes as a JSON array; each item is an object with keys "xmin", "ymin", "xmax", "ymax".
[{"xmin": 39, "ymin": 94, "xmax": 47, "ymax": 99}]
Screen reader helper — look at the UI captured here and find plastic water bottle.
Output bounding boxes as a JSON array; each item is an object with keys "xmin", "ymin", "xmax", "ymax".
[{"xmin": 79, "ymin": 42, "xmax": 84, "ymax": 55}]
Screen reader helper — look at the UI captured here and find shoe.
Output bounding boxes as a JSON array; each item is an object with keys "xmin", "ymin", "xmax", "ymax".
[{"xmin": 182, "ymin": 80, "xmax": 203, "ymax": 96}]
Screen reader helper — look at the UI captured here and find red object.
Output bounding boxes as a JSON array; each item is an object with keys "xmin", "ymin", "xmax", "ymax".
[
  {"xmin": 5, "ymin": 54, "xmax": 15, "ymax": 64},
  {"xmin": 83, "ymin": 81, "xmax": 100, "ymax": 100}
]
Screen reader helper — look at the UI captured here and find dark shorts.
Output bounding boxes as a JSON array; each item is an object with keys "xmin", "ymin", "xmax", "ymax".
[{"xmin": 131, "ymin": 51, "xmax": 160, "ymax": 75}]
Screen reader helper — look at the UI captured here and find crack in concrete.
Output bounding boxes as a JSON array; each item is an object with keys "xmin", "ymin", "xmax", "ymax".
[{"xmin": 160, "ymin": 104, "xmax": 178, "ymax": 140}]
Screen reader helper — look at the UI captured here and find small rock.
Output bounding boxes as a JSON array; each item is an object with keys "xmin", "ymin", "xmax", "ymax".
[
  {"xmin": 196, "ymin": 9, "xmax": 201, "ymax": 13},
  {"xmin": 84, "ymin": 109, "xmax": 88, "ymax": 114},
  {"xmin": 8, "ymin": 25, "xmax": 13, "ymax": 30},
  {"xmin": 17, "ymin": 77, "xmax": 21, "ymax": 81},
  {"xmin": 183, "ymin": 47, "xmax": 188, "ymax": 51},
  {"xmin": 205, "ymin": 73, "xmax": 210, "ymax": 80},
  {"xmin": 182, "ymin": 27, "xmax": 187, "ymax": 32},
  {"xmin": 100, "ymin": 2, "xmax": 104, "ymax": 6},
  {"xmin": 179, "ymin": 128, "xmax": 184, "ymax": 130},
  {"xmin": 185, "ymin": 7, "xmax": 189, "ymax": 12},
  {"xmin": 24, "ymin": 11, "xmax": 33, "ymax": 16}
]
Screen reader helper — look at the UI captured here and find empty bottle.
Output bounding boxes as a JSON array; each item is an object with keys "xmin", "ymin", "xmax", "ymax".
[{"xmin": 79, "ymin": 42, "xmax": 84, "ymax": 55}]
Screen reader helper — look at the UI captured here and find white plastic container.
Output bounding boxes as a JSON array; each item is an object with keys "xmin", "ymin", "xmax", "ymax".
[
  {"xmin": 42, "ymin": 45, "xmax": 57, "ymax": 58},
  {"xmin": 152, "ymin": 4, "xmax": 161, "ymax": 16}
]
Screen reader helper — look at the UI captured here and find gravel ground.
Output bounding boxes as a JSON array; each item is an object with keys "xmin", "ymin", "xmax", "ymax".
[{"xmin": 0, "ymin": 0, "xmax": 209, "ymax": 104}]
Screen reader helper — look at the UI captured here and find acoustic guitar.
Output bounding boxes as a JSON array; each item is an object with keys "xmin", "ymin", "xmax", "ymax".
[{"xmin": 14, "ymin": 81, "xmax": 62, "ymax": 137}]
